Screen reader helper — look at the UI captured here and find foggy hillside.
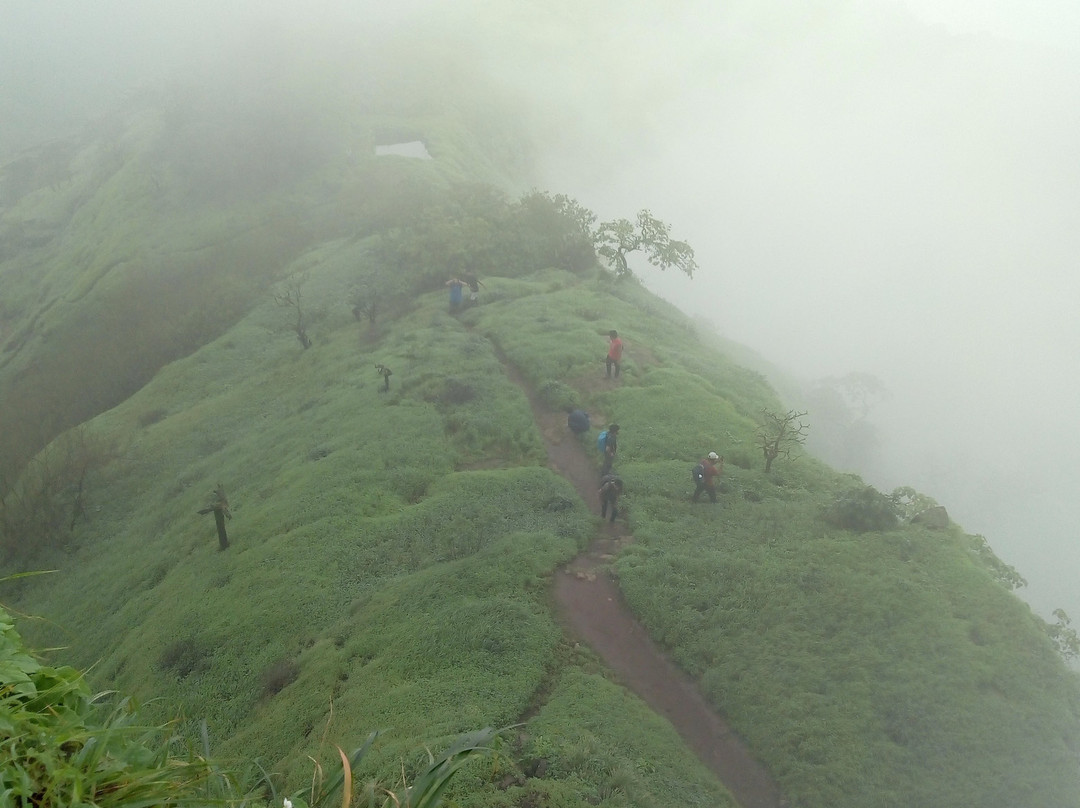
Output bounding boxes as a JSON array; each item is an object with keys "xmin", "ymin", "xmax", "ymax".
[
  {"xmin": 3, "ymin": 3, "xmax": 1080, "ymax": 807},
  {"xmin": 5, "ymin": 0, "xmax": 1075, "ymax": 625},
  {"xmin": 489, "ymin": 1, "xmax": 1080, "ymax": 624}
]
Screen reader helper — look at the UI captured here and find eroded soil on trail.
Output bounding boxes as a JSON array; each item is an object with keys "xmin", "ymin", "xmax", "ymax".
[{"xmin": 501, "ymin": 355, "xmax": 785, "ymax": 808}]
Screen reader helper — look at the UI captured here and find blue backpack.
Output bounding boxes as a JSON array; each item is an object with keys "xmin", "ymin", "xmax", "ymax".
[{"xmin": 597, "ymin": 430, "xmax": 608, "ymax": 452}]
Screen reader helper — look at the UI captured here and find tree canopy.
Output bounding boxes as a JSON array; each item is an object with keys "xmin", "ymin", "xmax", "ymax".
[{"xmin": 594, "ymin": 209, "xmax": 698, "ymax": 278}]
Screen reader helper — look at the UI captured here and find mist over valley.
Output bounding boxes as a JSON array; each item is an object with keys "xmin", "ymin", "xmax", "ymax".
[{"xmin": 2, "ymin": 3, "xmax": 1079, "ymax": 806}]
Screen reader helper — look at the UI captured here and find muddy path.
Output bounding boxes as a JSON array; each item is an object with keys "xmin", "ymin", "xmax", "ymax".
[{"xmin": 498, "ymin": 354, "xmax": 785, "ymax": 808}]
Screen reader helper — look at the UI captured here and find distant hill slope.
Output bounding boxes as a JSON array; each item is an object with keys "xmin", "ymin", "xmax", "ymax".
[
  {"xmin": 2, "ymin": 80, "xmax": 1079, "ymax": 808},
  {"xmin": 0, "ymin": 26, "xmax": 528, "ymax": 487}
]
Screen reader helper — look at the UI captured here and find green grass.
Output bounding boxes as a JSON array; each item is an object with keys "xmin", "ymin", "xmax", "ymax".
[
  {"xmin": 614, "ymin": 481, "xmax": 1080, "ymax": 806},
  {"xmin": 9, "ymin": 250, "xmax": 768, "ymax": 804},
  {"xmin": 7, "ymin": 261, "xmax": 585, "ymax": 755},
  {"xmin": 4, "ymin": 98, "xmax": 1080, "ymax": 807},
  {"xmin": 500, "ymin": 669, "xmax": 738, "ymax": 808},
  {"xmin": 456, "ymin": 268, "xmax": 1080, "ymax": 806},
  {"xmin": 9, "ymin": 259, "xmax": 1080, "ymax": 807},
  {"xmin": 0, "ymin": 605, "xmax": 228, "ymax": 807},
  {"xmin": 0, "ymin": 602, "xmax": 504, "ymax": 807}
]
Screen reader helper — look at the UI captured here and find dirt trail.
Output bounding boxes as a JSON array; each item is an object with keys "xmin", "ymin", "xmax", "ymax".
[{"xmin": 499, "ymin": 356, "xmax": 785, "ymax": 808}]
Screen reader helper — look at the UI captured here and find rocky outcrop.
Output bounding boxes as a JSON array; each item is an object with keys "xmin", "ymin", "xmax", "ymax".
[{"xmin": 911, "ymin": 505, "xmax": 950, "ymax": 529}]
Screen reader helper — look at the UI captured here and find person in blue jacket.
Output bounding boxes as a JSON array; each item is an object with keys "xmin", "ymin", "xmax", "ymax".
[{"xmin": 446, "ymin": 278, "xmax": 466, "ymax": 312}]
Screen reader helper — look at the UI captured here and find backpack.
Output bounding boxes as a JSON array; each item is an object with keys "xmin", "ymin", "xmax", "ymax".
[
  {"xmin": 597, "ymin": 430, "xmax": 608, "ymax": 452},
  {"xmin": 567, "ymin": 410, "xmax": 590, "ymax": 433},
  {"xmin": 692, "ymin": 462, "xmax": 706, "ymax": 482},
  {"xmin": 600, "ymin": 474, "xmax": 622, "ymax": 494}
]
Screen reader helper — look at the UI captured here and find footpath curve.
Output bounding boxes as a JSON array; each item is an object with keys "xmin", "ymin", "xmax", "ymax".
[{"xmin": 498, "ymin": 354, "xmax": 785, "ymax": 808}]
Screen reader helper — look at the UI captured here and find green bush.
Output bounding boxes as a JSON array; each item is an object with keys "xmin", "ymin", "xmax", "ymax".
[
  {"xmin": 0, "ymin": 606, "xmax": 223, "ymax": 807},
  {"xmin": 2, "ymin": 603, "xmax": 509, "ymax": 808},
  {"xmin": 823, "ymin": 485, "xmax": 899, "ymax": 533},
  {"xmin": 537, "ymin": 379, "xmax": 580, "ymax": 411}
]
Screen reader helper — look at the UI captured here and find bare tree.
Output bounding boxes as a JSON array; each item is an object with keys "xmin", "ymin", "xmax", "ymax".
[
  {"xmin": 275, "ymin": 272, "xmax": 312, "ymax": 349},
  {"xmin": 350, "ymin": 285, "xmax": 381, "ymax": 325},
  {"xmin": 0, "ymin": 426, "xmax": 109, "ymax": 557},
  {"xmin": 756, "ymin": 408, "xmax": 809, "ymax": 473}
]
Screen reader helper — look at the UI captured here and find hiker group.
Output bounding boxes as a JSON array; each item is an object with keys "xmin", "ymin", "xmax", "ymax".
[
  {"xmin": 568, "ymin": 328, "xmax": 723, "ymax": 526},
  {"xmin": 569, "ymin": 408, "xmax": 625, "ymax": 523},
  {"xmin": 447, "ymin": 275, "xmax": 485, "ymax": 312}
]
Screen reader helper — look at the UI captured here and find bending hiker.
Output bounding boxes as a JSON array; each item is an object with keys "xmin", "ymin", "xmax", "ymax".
[
  {"xmin": 446, "ymin": 278, "xmax": 466, "ymax": 312},
  {"xmin": 567, "ymin": 408, "xmax": 591, "ymax": 434},
  {"xmin": 606, "ymin": 330, "xmax": 624, "ymax": 378},
  {"xmin": 463, "ymin": 273, "xmax": 485, "ymax": 305},
  {"xmin": 692, "ymin": 452, "xmax": 723, "ymax": 503},
  {"xmin": 599, "ymin": 423, "xmax": 619, "ymax": 475},
  {"xmin": 599, "ymin": 474, "xmax": 624, "ymax": 523},
  {"xmin": 375, "ymin": 363, "xmax": 392, "ymax": 392}
]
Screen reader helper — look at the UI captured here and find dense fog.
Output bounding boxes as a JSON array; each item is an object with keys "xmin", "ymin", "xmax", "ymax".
[
  {"xmin": 518, "ymin": 1, "xmax": 1080, "ymax": 623},
  {"xmin": 3, "ymin": 0, "xmax": 1078, "ymax": 621}
]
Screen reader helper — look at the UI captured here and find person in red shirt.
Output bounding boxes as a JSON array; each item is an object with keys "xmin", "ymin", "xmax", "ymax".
[
  {"xmin": 606, "ymin": 330, "xmax": 624, "ymax": 378},
  {"xmin": 692, "ymin": 452, "xmax": 723, "ymax": 503}
]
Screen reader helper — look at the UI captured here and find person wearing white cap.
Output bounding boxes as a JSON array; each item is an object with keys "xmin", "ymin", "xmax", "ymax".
[{"xmin": 692, "ymin": 452, "xmax": 723, "ymax": 503}]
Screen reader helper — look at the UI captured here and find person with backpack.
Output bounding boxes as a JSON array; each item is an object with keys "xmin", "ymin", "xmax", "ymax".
[
  {"xmin": 463, "ymin": 273, "xmax": 485, "ymax": 305},
  {"xmin": 567, "ymin": 409, "xmax": 590, "ymax": 434},
  {"xmin": 606, "ymin": 330, "xmax": 624, "ymax": 378},
  {"xmin": 375, "ymin": 363, "xmax": 393, "ymax": 392},
  {"xmin": 446, "ymin": 278, "xmax": 466, "ymax": 312},
  {"xmin": 599, "ymin": 474, "xmax": 624, "ymax": 523},
  {"xmin": 599, "ymin": 423, "xmax": 619, "ymax": 475},
  {"xmin": 692, "ymin": 452, "xmax": 723, "ymax": 503}
]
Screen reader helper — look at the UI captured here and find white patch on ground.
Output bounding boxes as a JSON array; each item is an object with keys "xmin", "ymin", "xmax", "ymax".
[{"xmin": 374, "ymin": 141, "xmax": 431, "ymax": 159}]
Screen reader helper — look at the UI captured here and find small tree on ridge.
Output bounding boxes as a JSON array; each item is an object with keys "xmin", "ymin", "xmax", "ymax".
[
  {"xmin": 275, "ymin": 272, "xmax": 312, "ymax": 349},
  {"xmin": 756, "ymin": 408, "xmax": 809, "ymax": 473},
  {"xmin": 594, "ymin": 209, "xmax": 698, "ymax": 279}
]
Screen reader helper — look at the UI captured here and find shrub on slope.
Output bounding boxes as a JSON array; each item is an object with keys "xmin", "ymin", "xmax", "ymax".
[{"xmin": 0, "ymin": 605, "xmax": 224, "ymax": 806}]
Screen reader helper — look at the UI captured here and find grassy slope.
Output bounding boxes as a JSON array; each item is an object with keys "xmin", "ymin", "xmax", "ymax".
[
  {"xmin": 1, "ymin": 57, "xmax": 1078, "ymax": 808},
  {"xmin": 5, "ymin": 250, "xmax": 1079, "ymax": 806},
  {"xmin": 468, "ymin": 277, "xmax": 1080, "ymax": 807},
  {"xmin": 0, "ymin": 20, "xmax": 524, "ymax": 485},
  {"xmin": 0, "ymin": 103, "xmax": 326, "ymax": 485},
  {"xmin": 4, "ymin": 255, "xmax": 737, "ymax": 808}
]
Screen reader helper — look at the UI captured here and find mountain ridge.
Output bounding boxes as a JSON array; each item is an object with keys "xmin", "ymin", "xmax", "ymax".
[{"xmin": 2, "ymin": 74, "xmax": 1079, "ymax": 808}]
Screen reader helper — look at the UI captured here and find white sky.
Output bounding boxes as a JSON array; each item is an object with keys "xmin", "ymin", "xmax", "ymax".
[{"xmin": 900, "ymin": 0, "xmax": 1080, "ymax": 48}]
